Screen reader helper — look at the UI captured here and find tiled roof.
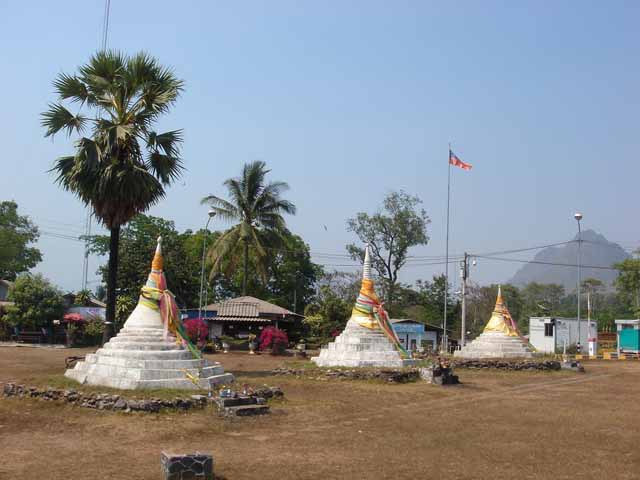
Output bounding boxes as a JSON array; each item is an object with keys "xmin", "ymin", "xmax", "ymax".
[
  {"xmin": 218, "ymin": 302, "xmax": 260, "ymax": 318},
  {"xmin": 204, "ymin": 296, "xmax": 301, "ymax": 317},
  {"xmin": 213, "ymin": 315, "xmax": 272, "ymax": 323}
]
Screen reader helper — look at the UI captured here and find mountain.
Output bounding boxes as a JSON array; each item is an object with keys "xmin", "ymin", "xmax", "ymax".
[{"xmin": 509, "ymin": 230, "xmax": 630, "ymax": 291}]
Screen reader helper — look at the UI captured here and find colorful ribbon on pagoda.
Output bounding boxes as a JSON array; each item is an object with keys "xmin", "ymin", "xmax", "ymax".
[
  {"xmin": 140, "ymin": 285, "xmax": 201, "ymax": 360},
  {"xmin": 354, "ymin": 292, "xmax": 411, "ymax": 359}
]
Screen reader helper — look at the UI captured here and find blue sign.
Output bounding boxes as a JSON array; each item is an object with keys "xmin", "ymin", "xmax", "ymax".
[{"xmin": 392, "ymin": 323, "xmax": 425, "ymax": 334}]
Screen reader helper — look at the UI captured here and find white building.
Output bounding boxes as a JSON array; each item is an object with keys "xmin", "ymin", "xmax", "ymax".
[
  {"xmin": 529, "ymin": 317, "xmax": 597, "ymax": 353},
  {"xmin": 390, "ymin": 319, "xmax": 443, "ymax": 352}
]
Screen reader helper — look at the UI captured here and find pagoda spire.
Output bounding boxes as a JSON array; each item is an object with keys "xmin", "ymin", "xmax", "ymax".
[
  {"xmin": 151, "ymin": 236, "xmax": 163, "ymax": 272},
  {"xmin": 362, "ymin": 244, "xmax": 372, "ymax": 281}
]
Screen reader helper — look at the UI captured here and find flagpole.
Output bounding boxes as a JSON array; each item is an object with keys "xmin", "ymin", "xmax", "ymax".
[{"xmin": 443, "ymin": 143, "xmax": 451, "ymax": 352}]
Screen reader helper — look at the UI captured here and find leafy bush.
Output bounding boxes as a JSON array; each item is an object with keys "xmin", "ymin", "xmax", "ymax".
[
  {"xmin": 5, "ymin": 274, "xmax": 64, "ymax": 329},
  {"xmin": 259, "ymin": 326, "xmax": 289, "ymax": 355},
  {"xmin": 82, "ymin": 316, "xmax": 105, "ymax": 345},
  {"xmin": 184, "ymin": 318, "xmax": 208, "ymax": 348}
]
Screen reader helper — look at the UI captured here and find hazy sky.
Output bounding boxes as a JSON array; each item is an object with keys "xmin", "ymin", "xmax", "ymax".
[{"xmin": 1, "ymin": 1, "xmax": 638, "ymax": 294}]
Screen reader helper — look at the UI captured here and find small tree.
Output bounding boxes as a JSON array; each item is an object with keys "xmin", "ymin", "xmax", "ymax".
[
  {"xmin": 0, "ymin": 201, "xmax": 42, "ymax": 280},
  {"xmin": 5, "ymin": 274, "xmax": 65, "ymax": 341},
  {"xmin": 615, "ymin": 254, "xmax": 640, "ymax": 316},
  {"xmin": 346, "ymin": 190, "xmax": 430, "ymax": 306},
  {"xmin": 303, "ymin": 285, "xmax": 351, "ymax": 340}
]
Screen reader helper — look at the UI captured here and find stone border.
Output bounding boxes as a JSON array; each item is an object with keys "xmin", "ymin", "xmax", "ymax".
[
  {"xmin": 272, "ymin": 367, "xmax": 420, "ymax": 382},
  {"xmin": 1, "ymin": 383, "xmax": 283, "ymax": 413},
  {"xmin": 272, "ymin": 360, "xmax": 562, "ymax": 381},
  {"xmin": 449, "ymin": 359, "xmax": 562, "ymax": 371}
]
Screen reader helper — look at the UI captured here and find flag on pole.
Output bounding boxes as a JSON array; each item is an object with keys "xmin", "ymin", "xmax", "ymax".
[{"xmin": 449, "ymin": 150, "xmax": 472, "ymax": 171}]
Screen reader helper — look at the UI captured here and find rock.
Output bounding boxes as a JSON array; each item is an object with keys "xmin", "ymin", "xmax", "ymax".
[
  {"xmin": 161, "ymin": 452, "xmax": 214, "ymax": 480},
  {"xmin": 223, "ymin": 404, "xmax": 270, "ymax": 417},
  {"xmin": 113, "ymin": 398, "xmax": 128, "ymax": 410},
  {"xmin": 450, "ymin": 359, "xmax": 561, "ymax": 371}
]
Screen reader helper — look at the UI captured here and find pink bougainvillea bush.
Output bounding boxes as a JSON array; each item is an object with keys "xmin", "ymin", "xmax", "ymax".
[
  {"xmin": 183, "ymin": 318, "xmax": 209, "ymax": 348},
  {"xmin": 259, "ymin": 326, "xmax": 289, "ymax": 355}
]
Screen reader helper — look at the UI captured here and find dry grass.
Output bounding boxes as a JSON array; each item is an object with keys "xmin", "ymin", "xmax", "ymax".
[{"xmin": 1, "ymin": 346, "xmax": 640, "ymax": 479}]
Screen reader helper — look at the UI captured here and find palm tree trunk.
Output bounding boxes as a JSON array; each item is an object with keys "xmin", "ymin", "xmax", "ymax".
[
  {"xmin": 243, "ymin": 239, "xmax": 249, "ymax": 296},
  {"xmin": 102, "ymin": 225, "xmax": 120, "ymax": 345}
]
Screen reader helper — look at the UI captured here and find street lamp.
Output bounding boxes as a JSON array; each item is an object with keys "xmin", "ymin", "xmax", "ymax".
[
  {"xmin": 198, "ymin": 209, "xmax": 216, "ymax": 321},
  {"xmin": 574, "ymin": 212, "xmax": 583, "ymax": 352}
]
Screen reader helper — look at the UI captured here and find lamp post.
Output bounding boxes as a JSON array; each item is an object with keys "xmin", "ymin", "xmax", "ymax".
[
  {"xmin": 574, "ymin": 212, "xmax": 583, "ymax": 352},
  {"xmin": 198, "ymin": 210, "xmax": 216, "ymax": 321}
]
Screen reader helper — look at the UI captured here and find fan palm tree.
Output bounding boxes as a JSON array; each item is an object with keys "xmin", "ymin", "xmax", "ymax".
[
  {"xmin": 41, "ymin": 51, "xmax": 184, "ymax": 342},
  {"xmin": 201, "ymin": 161, "xmax": 296, "ymax": 295}
]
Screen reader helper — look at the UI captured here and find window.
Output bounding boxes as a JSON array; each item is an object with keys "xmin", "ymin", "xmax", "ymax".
[{"xmin": 544, "ymin": 323, "xmax": 554, "ymax": 337}]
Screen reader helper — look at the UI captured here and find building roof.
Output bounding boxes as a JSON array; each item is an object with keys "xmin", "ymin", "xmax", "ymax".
[
  {"xmin": 615, "ymin": 319, "xmax": 640, "ymax": 325},
  {"xmin": 212, "ymin": 315, "xmax": 272, "ymax": 323},
  {"xmin": 0, "ymin": 279, "xmax": 13, "ymax": 287},
  {"xmin": 204, "ymin": 296, "xmax": 301, "ymax": 317},
  {"xmin": 390, "ymin": 318, "xmax": 451, "ymax": 332},
  {"xmin": 390, "ymin": 318, "xmax": 421, "ymax": 324}
]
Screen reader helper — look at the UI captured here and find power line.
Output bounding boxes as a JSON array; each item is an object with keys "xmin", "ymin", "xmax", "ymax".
[
  {"xmin": 39, "ymin": 230, "xmax": 84, "ymax": 242},
  {"xmin": 473, "ymin": 254, "xmax": 619, "ymax": 271},
  {"xmin": 473, "ymin": 240, "xmax": 575, "ymax": 257},
  {"xmin": 101, "ymin": 0, "xmax": 111, "ymax": 50}
]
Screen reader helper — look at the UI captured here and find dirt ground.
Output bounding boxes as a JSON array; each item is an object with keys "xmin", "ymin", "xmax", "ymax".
[{"xmin": 1, "ymin": 347, "xmax": 639, "ymax": 480}]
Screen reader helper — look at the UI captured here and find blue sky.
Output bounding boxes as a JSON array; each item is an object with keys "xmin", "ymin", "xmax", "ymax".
[{"xmin": 1, "ymin": 1, "xmax": 638, "ymax": 294}]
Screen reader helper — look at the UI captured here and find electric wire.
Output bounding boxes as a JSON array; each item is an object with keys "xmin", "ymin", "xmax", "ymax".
[{"xmin": 472, "ymin": 254, "xmax": 619, "ymax": 271}]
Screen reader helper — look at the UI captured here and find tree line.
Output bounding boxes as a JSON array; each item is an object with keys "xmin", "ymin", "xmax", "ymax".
[{"xmin": 1, "ymin": 50, "xmax": 639, "ymax": 345}]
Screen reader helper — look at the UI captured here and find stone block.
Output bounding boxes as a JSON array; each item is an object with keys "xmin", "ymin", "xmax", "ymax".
[
  {"xmin": 224, "ymin": 404, "xmax": 270, "ymax": 417},
  {"xmin": 161, "ymin": 452, "xmax": 213, "ymax": 480}
]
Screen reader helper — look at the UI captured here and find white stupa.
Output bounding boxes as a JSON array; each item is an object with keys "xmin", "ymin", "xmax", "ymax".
[
  {"xmin": 455, "ymin": 286, "xmax": 534, "ymax": 359},
  {"xmin": 312, "ymin": 245, "xmax": 416, "ymax": 368},
  {"xmin": 65, "ymin": 237, "xmax": 234, "ymax": 390}
]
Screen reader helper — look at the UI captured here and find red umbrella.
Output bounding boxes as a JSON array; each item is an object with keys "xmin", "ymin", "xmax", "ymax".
[{"xmin": 63, "ymin": 313, "xmax": 85, "ymax": 323}]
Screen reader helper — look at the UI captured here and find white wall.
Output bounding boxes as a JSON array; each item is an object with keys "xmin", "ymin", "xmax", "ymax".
[
  {"xmin": 529, "ymin": 317, "xmax": 555, "ymax": 353},
  {"xmin": 529, "ymin": 317, "xmax": 597, "ymax": 353}
]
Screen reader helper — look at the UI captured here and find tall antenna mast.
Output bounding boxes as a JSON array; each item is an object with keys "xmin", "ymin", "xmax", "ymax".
[{"xmin": 81, "ymin": 0, "xmax": 111, "ymax": 292}]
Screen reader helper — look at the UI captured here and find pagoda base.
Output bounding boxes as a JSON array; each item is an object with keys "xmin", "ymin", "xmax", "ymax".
[
  {"xmin": 311, "ymin": 321, "xmax": 415, "ymax": 368},
  {"xmin": 65, "ymin": 327, "xmax": 234, "ymax": 390},
  {"xmin": 454, "ymin": 331, "xmax": 534, "ymax": 359}
]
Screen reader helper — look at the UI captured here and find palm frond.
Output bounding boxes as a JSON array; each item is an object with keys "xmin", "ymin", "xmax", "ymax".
[
  {"xmin": 207, "ymin": 226, "xmax": 242, "ymax": 279},
  {"xmin": 53, "ymin": 73, "xmax": 89, "ymax": 103},
  {"xmin": 148, "ymin": 152, "xmax": 183, "ymax": 184},
  {"xmin": 147, "ymin": 130, "xmax": 183, "ymax": 157},
  {"xmin": 200, "ymin": 195, "xmax": 238, "ymax": 216},
  {"xmin": 41, "ymin": 103, "xmax": 87, "ymax": 137}
]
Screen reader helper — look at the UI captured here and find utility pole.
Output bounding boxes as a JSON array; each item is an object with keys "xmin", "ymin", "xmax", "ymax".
[
  {"xmin": 293, "ymin": 286, "xmax": 297, "ymax": 314},
  {"xmin": 460, "ymin": 252, "xmax": 469, "ymax": 347},
  {"xmin": 574, "ymin": 212, "xmax": 583, "ymax": 352}
]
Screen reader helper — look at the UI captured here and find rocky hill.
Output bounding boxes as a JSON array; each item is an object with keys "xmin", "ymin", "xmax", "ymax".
[{"xmin": 509, "ymin": 230, "xmax": 629, "ymax": 291}]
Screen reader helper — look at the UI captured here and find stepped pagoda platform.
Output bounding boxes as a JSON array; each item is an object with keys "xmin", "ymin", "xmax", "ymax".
[
  {"xmin": 455, "ymin": 287, "xmax": 534, "ymax": 359},
  {"xmin": 312, "ymin": 246, "xmax": 415, "ymax": 368},
  {"xmin": 66, "ymin": 238, "xmax": 233, "ymax": 390}
]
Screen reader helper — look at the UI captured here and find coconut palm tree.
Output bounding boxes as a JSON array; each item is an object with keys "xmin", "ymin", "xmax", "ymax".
[
  {"xmin": 201, "ymin": 161, "xmax": 296, "ymax": 295},
  {"xmin": 41, "ymin": 51, "xmax": 184, "ymax": 342}
]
